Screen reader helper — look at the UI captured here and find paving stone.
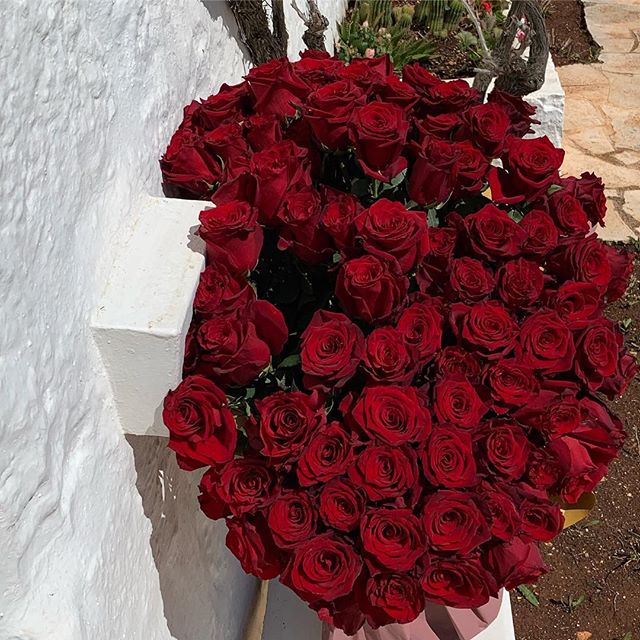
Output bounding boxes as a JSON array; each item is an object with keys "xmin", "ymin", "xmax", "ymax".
[
  {"xmin": 568, "ymin": 126, "xmax": 616, "ymax": 155},
  {"xmin": 616, "ymin": 150, "xmax": 640, "ymax": 165},
  {"xmin": 623, "ymin": 190, "xmax": 640, "ymax": 230},
  {"xmin": 596, "ymin": 198, "xmax": 636, "ymax": 242},
  {"xmin": 563, "ymin": 97, "xmax": 606, "ymax": 132},
  {"xmin": 557, "ymin": 64, "xmax": 609, "ymax": 87}
]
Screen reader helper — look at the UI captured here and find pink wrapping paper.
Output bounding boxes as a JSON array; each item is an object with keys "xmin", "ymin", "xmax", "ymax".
[{"xmin": 323, "ymin": 591, "xmax": 503, "ymax": 640}]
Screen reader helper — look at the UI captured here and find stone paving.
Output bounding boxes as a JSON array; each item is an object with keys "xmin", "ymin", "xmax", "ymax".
[{"xmin": 557, "ymin": 0, "xmax": 640, "ymax": 241}]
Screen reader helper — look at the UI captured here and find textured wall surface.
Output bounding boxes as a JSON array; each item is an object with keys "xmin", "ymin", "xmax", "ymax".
[{"xmin": 0, "ymin": 1, "xmax": 343, "ymax": 639}]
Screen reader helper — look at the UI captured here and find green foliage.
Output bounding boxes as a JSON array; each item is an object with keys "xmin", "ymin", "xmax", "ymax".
[
  {"xmin": 414, "ymin": 0, "xmax": 466, "ymax": 37},
  {"xmin": 516, "ymin": 584, "xmax": 540, "ymax": 607}
]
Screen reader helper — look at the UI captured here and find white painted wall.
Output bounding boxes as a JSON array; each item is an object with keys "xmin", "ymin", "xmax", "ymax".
[{"xmin": 0, "ymin": 1, "xmax": 345, "ymax": 639}]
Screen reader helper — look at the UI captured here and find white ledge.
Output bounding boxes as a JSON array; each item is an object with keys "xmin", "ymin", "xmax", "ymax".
[{"xmin": 91, "ymin": 195, "xmax": 205, "ymax": 436}]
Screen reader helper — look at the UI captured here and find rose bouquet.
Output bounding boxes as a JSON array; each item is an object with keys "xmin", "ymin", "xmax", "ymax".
[{"xmin": 160, "ymin": 52, "xmax": 636, "ymax": 635}]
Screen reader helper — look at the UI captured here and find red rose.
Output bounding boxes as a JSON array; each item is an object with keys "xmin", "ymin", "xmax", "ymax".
[
  {"xmin": 548, "ymin": 436, "xmax": 599, "ymax": 504},
  {"xmin": 517, "ymin": 309, "xmax": 575, "ymax": 373},
  {"xmin": 198, "ymin": 467, "xmax": 229, "ymax": 520},
  {"xmin": 485, "ymin": 360, "xmax": 538, "ymax": 412},
  {"xmin": 297, "ymin": 422, "xmax": 354, "ymax": 486},
  {"xmin": 336, "ymin": 255, "xmax": 408, "ymax": 324},
  {"xmin": 182, "ymin": 322, "xmax": 200, "ymax": 376},
  {"xmin": 226, "ymin": 516, "xmax": 285, "ymax": 580},
  {"xmin": 435, "ymin": 346, "xmax": 482, "ymax": 381},
  {"xmin": 421, "ymin": 426, "xmax": 477, "ymax": 488},
  {"xmin": 478, "ymin": 482, "xmax": 521, "ymax": 541},
  {"xmin": 364, "ymin": 574, "xmax": 424, "ymax": 627},
  {"xmin": 547, "ymin": 281, "xmax": 602, "ymax": 329},
  {"xmin": 451, "ymin": 301, "xmax": 518, "ymax": 360},
  {"xmin": 319, "ymin": 478, "xmax": 365, "ymax": 532},
  {"xmin": 349, "ymin": 445, "xmax": 418, "ymax": 501},
  {"xmin": 520, "ymin": 208, "xmax": 558, "ymax": 256},
  {"xmin": 464, "ymin": 204, "xmax": 526, "ymax": 260},
  {"xmin": 350, "ymin": 102, "xmax": 409, "ymax": 182},
  {"xmin": 282, "ymin": 534, "xmax": 363, "ymax": 603},
  {"xmin": 300, "ymin": 310, "xmax": 364, "ymax": 391},
  {"xmin": 433, "ymin": 377, "xmax": 487, "ymax": 429},
  {"xmin": 199, "ymin": 201, "xmax": 263, "ymax": 274},
  {"xmin": 163, "ymin": 375, "xmax": 237, "ymax": 470},
  {"xmin": 527, "ymin": 449, "xmax": 562, "ymax": 490},
  {"xmin": 497, "ymin": 258, "xmax": 544, "ymax": 307},
  {"xmin": 362, "ymin": 327, "xmax": 417, "ymax": 385},
  {"xmin": 245, "ymin": 57, "xmax": 307, "ymax": 117},
  {"xmin": 562, "ymin": 171, "xmax": 607, "ymax": 226},
  {"xmin": 349, "ymin": 385, "xmax": 432, "ymax": 445},
  {"xmin": 378, "ymin": 74, "xmax": 419, "ymax": 110},
  {"xmin": 396, "ymin": 299, "xmax": 443, "ymax": 366},
  {"xmin": 193, "ymin": 264, "xmax": 255, "ymax": 318},
  {"xmin": 417, "ymin": 112, "xmax": 464, "ymax": 139},
  {"xmin": 448, "ymin": 257, "xmax": 495, "ymax": 303},
  {"xmin": 421, "ymin": 555, "xmax": 498, "ymax": 608},
  {"xmin": 192, "ymin": 81, "xmax": 249, "ymax": 129},
  {"xmin": 600, "ymin": 351, "xmax": 639, "ymax": 399},
  {"xmin": 421, "ymin": 79, "xmax": 480, "ymax": 115},
  {"xmin": 355, "ymin": 199, "xmax": 430, "ymax": 273},
  {"xmin": 293, "ymin": 52, "xmax": 344, "ymax": 89},
  {"xmin": 254, "ymin": 391, "xmax": 325, "ymax": 461},
  {"xmin": 515, "ymin": 390, "xmax": 580, "ymax": 439},
  {"xmin": 604, "ymin": 243, "xmax": 634, "ymax": 303},
  {"xmin": 361, "ymin": 508, "xmax": 425, "ymax": 571},
  {"xmin": 408, "ymin": 136, "xmax": 458, "ymax": 206},
  {"xmin": 550, "ymin": 236, "xmax": 612, "ymax": 293},
  {"xmin": 485, "ymin": 421, "xmax": 530, "ymax": 480},
  {"xmin": 218, "ymin": 458, "xmax": 276, "ymax": 516},
  {"xmin": 244, "ymin": 113, "xmax": 282, "ymax": 151},
  {"xmin": 453, "ymin": 141, "xmax": 491, "ymax": 196},
  {"xmin": 251, "ymin": 300, "xmax": 288, "ymax": 355},
  {"xmin": 401, "ymin": 63, "xmax": 441, "ymax": 95},
  {"xmin": 422, "ymin": 491, "xmax": 490, "ymax": 554},
  {"xmin": 464, "ymin": 102, "xmax": 510, "ymax": 157},
  {"xmin": 202, "ymin": 122, "xmax": 251, "ymax": 181},
  {"xmin": 519, "ymin": 492, "xmax": 564, "ymax": 542},
  {"xmin": 575, "ymin": 318, "xmax": 622, "ymax": 392},
  {"xmin": 268, "ymin": 491, "xmax": 318, "ymax": 549},
  {"xmin": 321, "ymin": 190, "xmax": 363, "ymax": 251},
  {"xmin": 487, "ymin": 537, "xmax": 548, "ymax": 590},
  {"xmin": 488, "ymin": 89, "xmax": 539, "ymax": 137},
  {"xmin": 549, "ymin": 190, "xmax": 590, "ymax": 236}
]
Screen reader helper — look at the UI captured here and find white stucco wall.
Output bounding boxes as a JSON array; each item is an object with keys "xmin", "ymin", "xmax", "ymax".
[{"xmin": 0, "ymin": 2, "xmax": 344, "ymax": 640}]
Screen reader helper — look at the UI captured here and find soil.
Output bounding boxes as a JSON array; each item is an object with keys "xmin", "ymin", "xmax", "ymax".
[
  {"xmin": 511, "ymin": 256, "xmax": 640, "ymax": 640},
  {"xmin": 544, "ymin": 0, "xmax": 602, "ymax": 66},
  {"xmin": 422, "ymin": 33, "xmax": 479, "ymax": 80}
]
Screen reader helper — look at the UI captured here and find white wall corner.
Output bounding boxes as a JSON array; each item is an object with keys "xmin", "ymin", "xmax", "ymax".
[{"xmin": 91, "ymin": 195, "xmax": 205, "ymax": 436}]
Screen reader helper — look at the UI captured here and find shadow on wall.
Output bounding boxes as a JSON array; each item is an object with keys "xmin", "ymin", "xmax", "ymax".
[
  {"xmin": 127, "ymin": 435, "xmax": 259, "ymax": 640},
  {"xmin": 200, "ymin": 0, "xmax": 249, "ymax": 60}
]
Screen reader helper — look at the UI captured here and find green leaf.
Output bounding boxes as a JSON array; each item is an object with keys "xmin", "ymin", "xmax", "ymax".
[
  {"xmin": 516, "ymin": 585, "xmax": 540, "ymax": 607},
  {"xmin": 278, "ymin": 354, "xmax": 301, "ymax": 368},
  {"xmin": 622, "ymin": 632, "xmax": 633, "ymax": 640},
  {"xmin": 547, "ymin": 184, "xmax": 563, "ymax": 196},
  {"xmin": 381, "ymin": 168, "xmax": 407, "ymax": 191},
  {"xmin": 332, "ymin": 251, "xmax": 343, "ymax": 265},
  {"xmin": 427, "ymin": 208, "xmax": 439, "ymax": 228},
  {"xmin": 245, "ymin": 387, "xmax": 255, "ymax": 400},
  {"xmin": 508, "ymin": 209, "xmax": 524, "ymax": 223}
]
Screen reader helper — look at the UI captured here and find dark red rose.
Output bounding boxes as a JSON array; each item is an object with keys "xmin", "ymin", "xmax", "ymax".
[
  {"xmin": 163, "ymin": 375, "xmax": 237, "ymax": 470},
  {"xmin": 549, "ymin": 236, "xmax": 612, "ymax": 292},
  {"xmin": 319, "ymin": 478, "xmax": 365, "ymax": 532},
  {"xmin": 435, "ymin": 346, "xmax": 483, "ymax": 381},
  {"xmin": 225, "ymin": 516, "xmax": 285, "ymax": 580},
  {"xmin": 245, "ymin": 57, "xmax": 308, "ymax": 117},
  {"xmin": 192, "ymin": 81, "xmax": 249, "ymax": 129},
  {"xmin": 202, "ymin": 122, "xmax": 251, "ymax": 182},
  {"xmin": 422, "ymin": 491, "xmax": 490, "ymax": 554},
  {"xmin": 282, "ymin": 533, "xmax": 363, "ymax": 603},
  {"xmin": 489, "ymin": 136, "xmax": 564, "ymax": 204},
  {"xmin": 193, "ymin": 264, "xmax": 255, "ymax": 318},
  {"xmin": 485, "ymin": 360, "xmax": 538, "ymax": 412},
  {"xmin": 426, "ymin": 226, "xmax": 458, "ymax": 262},
  {"xmin": 517, "ymin": 309, "xmax": 575, "ymax": 373},
  {"xmin": 293, "ymin": 51, "xmax": 344, "ymax": 88},
  {"xmin": 218, "ymin": 458, "xmax": 276, "ymax": 516},
  {"xmin": 487, "ymin": 89, "xmax": 539, "ymax": 137},
  {"xmin": 421, "ymin": 426, "xmax": 477, "ymax": 488},
  {"xmin": 268, "ymin": 491, "xmax": 318, "ymax": 549},
  {"xmin": 350, "ymin": 102, "xmax": 409, "ymax": 182},
  {"xmin": 349, "ymin": 445, "xmax": 418, "ymax": 501},
  {"xmin": 408, "ymin": 136, "xmax": 458, "ymax": 206},
  {"xmin": 300, "ymin": 310, "xmax": 364, "ymax": 392},
  {"xmin": 199, "ymin": 201, "xmax": 263, "ymax": 274},
  {"xmin": 306, "ymin": 80, "xmax": 366, "ymax": 149},
  {"xmin": 549, "ymin": 190, "xmax": 590, "ymax": 236},
  {"xmin": 478, "ymin": 482, "xmax": 521, "ymax": 541},
  {"xmin": 485, "ymin": 421, "xmax": 530, "ymax": 480},
  {"xmin": 338, "ymin": 55, "xmax": 392, "ymax": 91},
  {"xmin": 297, "ymin": 422, "xmax": 354, "ymax": 486},
  {"xmin": 604, "ymin": 243, "xmax": 634, "ymax": 303},
  {"xmin": 364, "ymin": 574, "xmax": 424, "ymax": 627},
  {"xmin": 520, "ymin": 208, "xmax": 558, "ymax": 256},
  {"xmin": 401, "ymin": 63, "xmax": 441, "ymax": 95},
  {"xmin": 361, "ymin": 508, "xmax": 425, "ymax": 571},
  {"xmin": 497, "ymin": 258, "xmax": 544, "ymax": 307},
  {"xmin": 421, "ymin": 555, "xmax": 498, "ymax": 608},
  {"xmin": 244, "ymin": 113, "xmax": 282, "ymax": 151},
  {"xmin": 336, "ymin": 255, "xmax": 409, "ymax": 324},
  {"xmin": 182, "ymin": 321, "xmax": 200, "ymax": 376},
  {"xmin": 252, "ymin": 300, "xmax": 288, "ymax": 355},
  {"xmin": 355, "ymin": 199, "xmax": 430, "ymax": 272},
  {"xmin": 547, "ymin": 281, "xmax": 602, "ymax": 329},
  {"xmin": 600, "ymin": 351, "xmax": 639, "ymax": 399},
  {"xmin": 349, "ymin": 385, "xmax": 432, "ymax": 445},
  {"xmin": 448, "ymin": 257, "xmax": 496, "ymax": 303},
  {"xmin": 421, "ymin": 79, "xmax": 480, "ymax": 115},
  {"xmin": 451, "ymin": 301, "xmax": 518, "ymax": 360},
  {"xmin": 378, "ymin": 73, "xmax": 419, "ymax": 110},
  {"xmin": 562, "ymin": 171, "xmax": 607, "ymax": 226},
  {"xmin": 362, "ymin": 327, "xmax": 418, "ymax": 385},
  {"xmin": 464, "ymin": 102, "xmax": 510, "ymax": 157},
  {"xmin": 196, "ymin": 313, "xmax": 271, "ymax": 387},
  {"xmin": 417, "ymin": 112, "xmax": 464, "ymax": 139},
  {"xmin": 514, "ymin": 390, "xmax": 581, "ymax": 440},
  {"xmin": 575, "ymin": 318, "xmax": 623, "ymax": 392},
  {"xmin": 452, "ymin": 141, "xmax": 491, "ymax": 195},
  {"xmin": 527, "ymin": 448, "xmax": 562, "ymax": 490},
  {"xmin": 518, "ymin": 491, "xmax": 564, "ymax": 542},
  {"xmin": 254, "ymin": 391, "xmax": 325, "ymax": 461},
  {"xmin": 198, "ymin": 466, "xmax": 229, "ymax": 520},
  {"xmin": 487, "ymin": 537, "xmax": 548, "ymax": 590},
  {"xmin": 548, "ymin": 435, "xmax": 600, "ymax": 504},
  {"xmin": 396, "ymin": 300, "xmax": 444, "ymax": 366},
  {"xmin": 464, "ymin": 204, "xmax": 526, "ymax": 260},
  {"xmin": 321, "ymin": 190, "xmax": 363, "ymax": 251},
  {"xmin": 433, "ymin": 377, "xmax": 487, "ymax": 429}
]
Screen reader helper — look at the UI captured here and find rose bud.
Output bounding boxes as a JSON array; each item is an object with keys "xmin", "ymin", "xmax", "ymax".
[
  {"xmin": 319, "ymin": 478, "xmax": 365, "ymax": 533},
  {"xmin": 163, "ymin": 375, "xmax": 237, "ymax": 470},
  {"xmin": 297, "ymin": 422, "xmax": 355, "ymax": 486},
  {"xmin": 420, "ymin": 425, "xmax": 478, "ymax": 488},
  {"xmin": 433, "ymin": 377, "xmax": 487, "ymax": 429},
  {"xmin": 362, "ymin": 327, "xmax": 418, "ymax": 385},
  {"xmin": 267, "ymin": 491, "xmax": 318, "ymax": 549},
  {"xmin": 336, "ymin": 255, "xmax": 409, "ymax": 324}
]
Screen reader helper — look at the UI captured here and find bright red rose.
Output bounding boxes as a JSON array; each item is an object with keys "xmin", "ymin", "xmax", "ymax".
[
  {"xmin": 245, "ymin": 57, "xmax": 307, "ymax": 117},
  {"xmin": 319, "ymin": 478, "xmax": 365, "ymax": 533},
  {"xmin": 355, "ymin": 199, "xmax": 430, "ymax": 272},
  {"xmin": 396, "ymin": 300, "xmax": 444, "ymax": 366},
  {"xmin": 464, "ymin": 204, "xmax": 526, "ymax": 260},
  {"xmin": 464, "ymin": 102, "xmax": 510, "ymax": 157},
  {"xmin": 497, "ymin": 258, "xmax": 544, "ymax": 307},
  {"xmin": 485, "ymin": 421, "xmax": 530, "ymax": 480},
  {"xmin": 268, "ymin": 491, "xmax": 318, "ymax": 549},
  {"xmin": 254, "ymin": 391, "xmax": 325, "ymax": 461},
  {"xmin": 433, "ymin": 377, "xmax": 487, "ymax": 429},
  {"xmin": 362, "ymin": 327, "xmax": 418, "ymax": 385},
  {"xmin": 422, "ymin": 491, "xmax": 491, "ymax": 554},
  {"xmin": 297, "ymin": 422, "xmax": 355, "ymax": 486},
  {"xmin": 520, "ymin": 208, "xmax": 558, "ymax": 256},
  {"xmin": 282, "ymin": 533, "xmax": 363, "ymax": 603},
  {"xmin": 193, "ymin": 264, "xmax": 255, "ymax": 318},
  {"xmin": 421, "ymin": 426, "xmax": 478, "ymax": 488},
  {"xmin": 361, "ymin": 508, "xmax": 426, "ymax": 571},
  {"xmin": 336, "ymin": 255, "xmax": 409, "ymax": 324},
  {"xmin": 364, "ymin": 573, "xmax": 424, "ymax": 627},
  {"xmin": 487, "ymin": 537, "xmax": 548, "ymax": 590},
  {"xmin": 217, "ymin": 458, "xmax": 276, "ymax": 516},
  {"xmin": 448, "ymin": 257, "xmax": 496, "ymax": 303},
  {"xmin": 349, "ymin": 385, "xmax": 432, "ymax": 445},
  {"xmin": 517, "ymin": 309, "xmax": 575, "ymax": 373},
  {"xmin": 349, "ymin": 444, "xmax": 419, "ymax": 501},
  {"xmin": 163, "ymin": 375, "xmax": 237, "ymax": 470}
]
